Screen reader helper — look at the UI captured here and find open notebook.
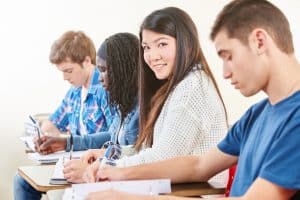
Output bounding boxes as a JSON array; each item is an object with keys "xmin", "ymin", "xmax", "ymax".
[
  {"xmin": 62, "ymin": 179, "xmax": 171, "ymax": 200},
  {"xmin": 28, "ymin": 150, "xmax": 86, "ymax": 164},
  {"xmin": 49, "ymin": 157, "xmax": 69, "ymax": 185}
]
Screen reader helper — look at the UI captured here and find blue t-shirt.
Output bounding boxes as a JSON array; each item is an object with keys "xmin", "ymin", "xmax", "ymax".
[{"xmin": 218, "ymin": 91, "xmax": 300, "ymax": 197}]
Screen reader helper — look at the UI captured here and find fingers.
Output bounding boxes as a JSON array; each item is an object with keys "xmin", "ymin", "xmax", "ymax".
[{"xmin": 83, "ymin": 164, "xmax": 98, "ymax": 183}]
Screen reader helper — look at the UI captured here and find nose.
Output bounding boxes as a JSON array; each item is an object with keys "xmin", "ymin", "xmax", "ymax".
[
  {"xmin": 223, "ymin": 63, "xmax": 232, "ymax": 80},
  {"xmin": 147, "ymin": 48, "xmax": 161, "ymax": 63}
]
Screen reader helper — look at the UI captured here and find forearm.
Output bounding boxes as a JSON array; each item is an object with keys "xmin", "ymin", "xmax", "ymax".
[
  {"xmin": 121, "ymin": 156, "xmax": 203, "ymax": 183},
  {"xmin": 41, "ymin": 120, "xmax": 62, "ymax": 136},
  {"xmin": 67, "ymin": 132, "xmax": 111, "ymax": 151}
]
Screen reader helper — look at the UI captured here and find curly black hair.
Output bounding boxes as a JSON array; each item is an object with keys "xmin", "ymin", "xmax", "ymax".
[{"xmin": 98, "ymin": 33, "xmax": 139, "ymax": 120}]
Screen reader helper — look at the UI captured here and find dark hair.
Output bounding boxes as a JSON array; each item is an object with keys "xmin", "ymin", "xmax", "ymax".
[
  {"xmin": 210, "ymin": 0, "xmax": 294, "ymax": 54},
  {"xmin": 49, "ymin": 31, "xmax": 96, "ymax": 65},
  {"xmin": 135, "ymin": 7, "xmax": 227, "ymax": 150},
  {"xmin": 97, "ymin": 33, "xmax": 139, "ymax": 120}
]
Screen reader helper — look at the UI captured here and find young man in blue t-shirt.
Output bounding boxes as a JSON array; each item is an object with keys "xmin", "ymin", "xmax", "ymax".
[{"xmin": 82, "ymin": 1, "xmax": 300, "ymax": 199}]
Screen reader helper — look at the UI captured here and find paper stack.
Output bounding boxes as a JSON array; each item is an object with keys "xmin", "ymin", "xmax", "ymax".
[{"xmin": 63, "ymin": 179, "xmax": 171, "ymax": 200}]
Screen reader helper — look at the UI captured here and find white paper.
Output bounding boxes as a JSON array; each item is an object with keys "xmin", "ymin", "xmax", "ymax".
[
  {"xmin": 52, "ymin": 157, "xmax": 66, "ymax": 179},
  {"xmin": 27, "ymin": 150, "xmax": 86, "ymax": 164},
  {"xmin": 63, "ymin": 179, "xmax": 171, "ymax": 200},
  {"xmin": 20, "ymin": 136, "xmax": 35, "ymax": 151}
]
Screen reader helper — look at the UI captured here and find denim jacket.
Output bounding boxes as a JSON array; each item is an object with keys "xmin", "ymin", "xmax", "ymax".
[{"xmin": 66, "ymin": 103, "xmax": 139, "ymax": 151}]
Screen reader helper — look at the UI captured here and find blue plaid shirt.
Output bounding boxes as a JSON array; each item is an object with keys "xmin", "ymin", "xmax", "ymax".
[{"xmin": 49, "ymin": 68, "xmax": 115, "ymax": 135}]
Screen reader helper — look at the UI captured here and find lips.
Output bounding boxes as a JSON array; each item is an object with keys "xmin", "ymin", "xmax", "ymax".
[{"xmin": 152, "ymin": 63, "xmax": 166, "ymax": 70}]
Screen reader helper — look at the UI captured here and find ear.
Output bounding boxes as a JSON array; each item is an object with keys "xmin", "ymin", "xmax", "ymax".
[
  {"xmin": 82, "ymin": 56, "xmax": 92, "ymax": 68},
  {"xmin": 249, "ymin": 28, "xmax": 268, "ymax": 55}
]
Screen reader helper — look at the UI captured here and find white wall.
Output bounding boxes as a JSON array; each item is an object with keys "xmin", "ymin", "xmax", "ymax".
[{"xmin": 0, "ymin": 1, "xmax": 299, "ymax": 199}]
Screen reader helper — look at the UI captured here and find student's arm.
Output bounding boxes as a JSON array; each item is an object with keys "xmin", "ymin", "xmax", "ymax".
[
  {"xmin": 98, "ymin": 148, "xmax": 237, "ymax": 183},
  {"xmin": 216, "ymin": 178, "xmax": 297, "ymax": 200},
  {"xmin": 41, "ymin": 119, "xmax": 63, "ymax": 136}
]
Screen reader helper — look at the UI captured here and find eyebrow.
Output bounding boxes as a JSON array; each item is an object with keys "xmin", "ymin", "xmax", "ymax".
[{"xmin": 142, "ymin": 36, "xmax": 170, "ymax": 45}]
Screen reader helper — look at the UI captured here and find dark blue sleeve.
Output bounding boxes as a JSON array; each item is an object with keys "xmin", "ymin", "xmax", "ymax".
[
  {"xmin": 66, "ymin": 132, "xmax": 111, "ymax": 151},
  {"xmin": 218, "ymin": 107, "xmax": 254, "ymax": 156}
]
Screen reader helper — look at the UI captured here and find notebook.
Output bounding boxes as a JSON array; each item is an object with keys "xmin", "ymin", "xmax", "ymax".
[
  {"xmin": 49, "ymin": 157, "xmax": 69, "ymax": 185},
  {"xmin": 20, "ymin": 136, "xmax": 36, "ymax": 152},
  {"xmin": 27, "ymin": 150, "xmax": 86, "ymax": 164},
  {"xmin": 62, "ymin": 179, "xmax": 171, "ymax": 200}
]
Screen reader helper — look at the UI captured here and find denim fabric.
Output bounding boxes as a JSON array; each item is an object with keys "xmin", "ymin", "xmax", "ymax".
[
  {"xmin": 14, "ymin": 174, "xmax": 42, "ymax": 200},
  {"xmin": 66, "ymin": 103, "xmax": 139, "ymax": 151},
  {"xmin": 49, "ymin": 68, "xmax": 115, "ymax": 135},
  {"xmin": 110, "ymin": 104, "xmax": 139, "ymax": 145}
]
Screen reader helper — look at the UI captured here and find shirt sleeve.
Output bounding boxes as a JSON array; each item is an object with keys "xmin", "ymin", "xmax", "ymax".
[
  {"xmin": 94, "ymin": 89, "xmax": 115, "ymax": 132},
  {"xmin": 116, "ymin": 105, "xmax": 206, "ymax": 167},
  {"xmin": 66, "ymin": 132, "xmax": 111, "ymax": 151},
  {"xmin": 218, "ymin": 107, "xmax": 254, "ymax": 156},
  {"xmin": 259, "ymin": 120, "xmax": 300, "ymax": 190},
  {"xmin": 49, "ymin": 88, "xmax": 73, "ymax": 132}
]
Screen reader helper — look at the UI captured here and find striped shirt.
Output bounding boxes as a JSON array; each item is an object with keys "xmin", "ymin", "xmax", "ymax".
[{"xmin": 49, "ymin": 68, "xmax": 115, "ymax": 135}]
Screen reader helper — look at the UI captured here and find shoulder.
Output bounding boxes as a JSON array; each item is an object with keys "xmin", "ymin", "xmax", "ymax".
[{"xmin": 168, "ymin": 70, "xmax": 215, "ymax": 106}]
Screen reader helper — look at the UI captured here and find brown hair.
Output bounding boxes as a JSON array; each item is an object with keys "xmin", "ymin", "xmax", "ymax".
[
  {"xmin": 49, "ymin": 31, "xmax": 96, "ymax": 65},
  {"xmin": 135, "ymin": 7, "xmax": 228, "ymax": 151},
  {"xmin": 210, "ymin": 0, "xmax": 294, "ymax": 54}
]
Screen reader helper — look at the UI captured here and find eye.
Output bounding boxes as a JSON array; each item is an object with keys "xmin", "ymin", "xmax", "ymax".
[
  {"xmin": 98, "ymin": 65, "xmax": 106, "ymax": 72},
  {"xmin": 158, "ymin": 42, "xmax": 167, "ymax": 48},
  {"xmin": 142, "ymin": 45, "xmax": 150, "ymax": 51},
  {"xmin": 65, "ymin": 69, "xmax": 72, "ymax": 73}
]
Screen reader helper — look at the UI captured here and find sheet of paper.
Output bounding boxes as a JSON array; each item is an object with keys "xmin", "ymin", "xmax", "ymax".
[
  {"xmin": 63, "ymin": 179, "xmax": 171, "ymax": 200},
  {"xmin": 27, "ymin": 150, "xmax": 86, "ymax": 164},
  {"xmin": 52, "ymin": 157, "xmax": 66, "ymax": 179},
  {"xmin": 20, "ymin": 136, "xmax": 35, "ymax": 151}
]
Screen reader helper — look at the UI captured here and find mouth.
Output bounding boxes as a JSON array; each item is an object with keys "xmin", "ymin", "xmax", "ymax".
[
  {"xmin": 231, "ymin": 81, "xmax": 239, "ymax": 89},
  {"xmin": 152, "ymin": 63, "xmax": 167, "ymax": 70}
]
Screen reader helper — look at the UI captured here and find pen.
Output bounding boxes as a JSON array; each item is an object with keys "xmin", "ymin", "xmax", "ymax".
[
  {"xmin": 69, "ymin": 133, "xmax": 73, "ymax": 160},
  {"xmin": 29, "ymin": 115, "xmax": 41, "ymax": 141}
]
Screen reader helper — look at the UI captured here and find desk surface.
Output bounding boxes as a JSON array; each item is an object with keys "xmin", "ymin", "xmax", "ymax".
[
  {"xmin": 18, "ymin": 165, "xmax": 70, "ymax": 192},
  {"xmin": 19, "ymin": 165, "xmax": 225, "ymax": 197}
]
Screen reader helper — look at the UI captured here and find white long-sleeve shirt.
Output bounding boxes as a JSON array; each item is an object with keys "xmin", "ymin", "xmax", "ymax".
[{"xmin": 117, "ymin": 69, "xmax": 228, "ymax": 183}]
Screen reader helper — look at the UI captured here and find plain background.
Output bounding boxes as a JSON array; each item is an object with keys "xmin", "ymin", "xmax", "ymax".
[{"xmin": 0, "ymin": 1, "xmax": 299, "ymax": 199}]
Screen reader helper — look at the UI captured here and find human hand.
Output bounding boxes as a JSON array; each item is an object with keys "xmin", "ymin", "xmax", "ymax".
[
  {"xmin": 81, "ymin": 149, "xmax": 106, "ymax": 164},
  {"xmin": 85, "ymin": 189, "xmax": 153, "ymax": 200},
  {"xmin": 82, "ymin": 160, "xmax": 101, "ymax": 183},
  {"xmin": 34, "ymin": 135, "xmax": 66, "ymax": 154},
  {"xmin": 95, "ymin": 165, "xmax": 125, "ymax": 181},
  {"xmin": 63, "ymin": 159, "xmax": 89, "ymax": 183}
]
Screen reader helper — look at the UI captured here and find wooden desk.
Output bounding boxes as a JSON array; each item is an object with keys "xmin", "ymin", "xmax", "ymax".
[
  {"xmin": 18, "ymin": 165, "xmax": 70, "ymax": 192},
  {"xmin": 19, "ymin": 165, "xmax": 225, "ymax": 197}
]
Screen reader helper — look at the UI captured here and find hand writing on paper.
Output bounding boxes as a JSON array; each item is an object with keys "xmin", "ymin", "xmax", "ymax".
[
  {"xmin": 96, "ymin": 165, "xmax": 125, "ymax": 181},
  {"xmin": 81, "ymin": 149, "xmax": 106, "ymax": 164},
  {"xmin": 63, "ymin": 159, "xmax": 89, "ymax": 183},
  {"xmin": 85, "ymin": 189, "xmax": 153, "ymax": 200},
  {"xmin": 82, "ymin": 160, "xmax": 100, "ymax": 183},
  {"xmin": 34, "ymin": 135, "xmax": 66, "ymax": 154}
]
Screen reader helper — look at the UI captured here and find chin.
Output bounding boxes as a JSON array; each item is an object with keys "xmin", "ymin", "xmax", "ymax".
[
  {"xmin": 155, "ymin": 73, "xmax": 168, "ymax": 80},
  {"xmin": 240, "ymin": 89, "xmax": 259, "ymax": 97}
]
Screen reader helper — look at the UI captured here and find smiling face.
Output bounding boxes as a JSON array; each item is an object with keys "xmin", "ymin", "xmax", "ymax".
[
  {"xmin": 56, "ymin": 57, "xmax": 87, "ymax": 87},
  {"xmin": 141, "ymin": 29, "xmax": 176, "ymax": 80},
  {"xmin": 96, "ymin": 56, "xmax": 108, "ymax": 91},
  {"xmin": 214, "ymin": 30, "xmax": 269, "ymax": 97}
]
